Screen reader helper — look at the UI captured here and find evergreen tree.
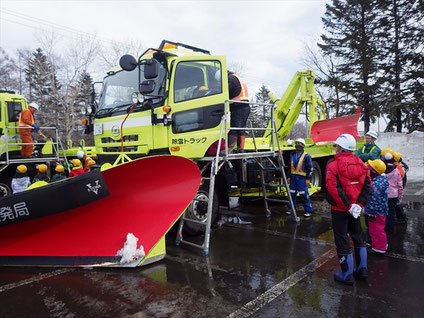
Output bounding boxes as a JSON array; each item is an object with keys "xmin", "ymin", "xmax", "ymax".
[
  {"xmin": 319, "ymin": 0, "xmax": 382, "ymax": 132},
  {"xmin": 24, "ymin": 48, "xmax": 61, "ymax": 128},
  {"xmin": 248, "ymin": 85, "xmax": 272, "ymax": 137},
  {"xmin": 377, "ymin": 0, "xmax": 424, "ymax": 132}
]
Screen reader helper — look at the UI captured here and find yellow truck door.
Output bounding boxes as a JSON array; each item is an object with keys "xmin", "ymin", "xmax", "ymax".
[{"xmin": 168, "ymin": 57, "xmax": 229, "ymax": 159}]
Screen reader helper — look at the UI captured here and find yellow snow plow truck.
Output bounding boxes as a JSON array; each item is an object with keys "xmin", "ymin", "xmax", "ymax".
[{"xmin": 84, "ymin": 40, "xmax": 362, "ymax": 237}]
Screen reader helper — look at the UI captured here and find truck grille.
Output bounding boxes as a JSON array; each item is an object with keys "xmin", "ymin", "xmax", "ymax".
[
  {"xmin": 101, "ymin": 135, "xmax": 138, "ymax": 143},
  {"xmin": 103, "ymin": 146, "xmax": 138, "ymax": 152}
]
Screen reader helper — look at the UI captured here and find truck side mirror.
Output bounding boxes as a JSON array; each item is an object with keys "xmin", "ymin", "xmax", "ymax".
[
  {"xmin": 0, "ymin": 128, "xmax": 3, "ymax": 136},
  {"xmin": 119, "ymin": 55, "xmax": 138, "ymax": 71},
  {"xmin": 143, "ymin": 59, "xmax": 159, "ymax": 79},
  {"xmin": 139, "ymin": 80, "xmax": 156, "ymax": 94}
]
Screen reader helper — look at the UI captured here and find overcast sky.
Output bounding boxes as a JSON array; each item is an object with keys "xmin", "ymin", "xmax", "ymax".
[{"xmin": 0, "ymin": 0, "xmax": 329, "ymax": 97}]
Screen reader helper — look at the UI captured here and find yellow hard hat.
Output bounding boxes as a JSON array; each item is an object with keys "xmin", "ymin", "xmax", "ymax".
[
  {"xmin": 381, "ymin": 148, "xmax": 393, "ymax": 156},
  {"xmin": 198, "ymin": 86, "xmax": 208, "ymax": 90},
  {"xmin": 71, "ymin": 159, "xmax": 82, "ymax": 167},
  {"xmin": 55, "ymin": 164, "xmax": 65, "ymax": 173},
  {"xmin": 17, "ymin": 164, "xmax": 27, "ymax": 174},
  {"xmin": 37, "ymin": 164, "xmax": 48, "ymax": 173},
  {"xmin": 88, "ymin": 159, "xmax": 96, "ymax": 166},
  {"xmin": 393, "ymin": 152, "xmax": 402, "ymax": 163},
  {"xmin": 368, "ymin": 159, "xmax": 386, "ymax": 175}
]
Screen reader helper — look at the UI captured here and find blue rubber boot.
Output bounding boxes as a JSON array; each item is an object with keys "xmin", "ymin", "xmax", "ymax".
[
  {"xmin": 353, "ymin": 246, "xmax": 368, "ymax": 279},
  {"xmin": 334, "ymin": 253, "xmax": 354, "ymax": 285}
]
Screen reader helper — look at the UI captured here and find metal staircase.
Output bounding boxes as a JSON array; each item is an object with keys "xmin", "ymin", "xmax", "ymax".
[{"xmin": 175, "ymin": 100, "xmax": 299, "ymax": 255}]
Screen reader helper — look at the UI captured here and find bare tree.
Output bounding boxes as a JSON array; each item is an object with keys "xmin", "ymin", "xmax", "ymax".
[
  {"xmin": 0, "ymin": 47, "xmax": 19, "ymax": 91},
  {"xmin": 98, "ymin": 38, "xmax": 145, "ymax": 70}
]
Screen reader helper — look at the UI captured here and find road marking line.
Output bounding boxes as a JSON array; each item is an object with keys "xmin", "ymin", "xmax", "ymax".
[
  {"xmin": 0, "ymin": 268, "xmax": 73, "ymax": 293},
  {"xmin": 415, "ymin": 187, "xmax": 424, "ymax": 196},
  {"xmin": 227, "ymin": 248, "xmax": 337, "ymax": 318}
]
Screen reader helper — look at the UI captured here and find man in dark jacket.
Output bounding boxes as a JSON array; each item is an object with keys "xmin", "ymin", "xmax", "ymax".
[
  {"xmin": 326, "ymin": 134, "xmax": 372, "ymax": 285},
  {"xmin": 286, "ymin": 138, "xmax": 313, "ymax": 217},
  {"xmin": 227, "ymin": 71, "xmax": 250, "ymax": 153}
]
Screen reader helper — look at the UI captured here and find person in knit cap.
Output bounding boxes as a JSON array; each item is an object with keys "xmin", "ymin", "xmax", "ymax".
[{"xmin": 11, "ymin": 165, "xmax": 31, "ymax": 194}]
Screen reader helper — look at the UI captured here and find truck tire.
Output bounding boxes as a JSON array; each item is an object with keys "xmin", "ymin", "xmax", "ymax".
[
  {"xmin": 0, "ymin": 183, "xmax": 11, "ymax": 197},
  {"xmin": 183, "ymin": 184, "xmax": 219, "ymax": 236},
  {"xmin": 310, "ymin": 161, "xmax": 322, "ymax": 188}
]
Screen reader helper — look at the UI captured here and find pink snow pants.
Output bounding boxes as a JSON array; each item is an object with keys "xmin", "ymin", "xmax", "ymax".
[{"xmin": 369, "ymin": 215, "xmax": 387, "ymax": 252}]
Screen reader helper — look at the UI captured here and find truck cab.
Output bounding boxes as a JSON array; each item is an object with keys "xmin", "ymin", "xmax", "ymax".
[
  {"xmin": 92, "ymin": 41, "xmax": 230, "ymax": 163},
  {"xmin": 0, "ymin": 91, "xmax": 28, "ymax": 160}
]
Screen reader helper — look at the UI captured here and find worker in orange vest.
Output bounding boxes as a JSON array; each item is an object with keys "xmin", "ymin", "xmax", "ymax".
[
  {"xmin": 76, "ymin": 150, "xmax": 96, "ymax": 172},
  {"xmin": 227, "ymin": 71, "xmax": 250, "ymax": 153},
  {"xmin": 19, "ymin": 102, "xmax": 40, "ymax": 157}
]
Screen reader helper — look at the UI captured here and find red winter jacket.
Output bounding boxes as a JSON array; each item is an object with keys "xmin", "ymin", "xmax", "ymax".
[{"xmin": 325, "ymin": 152, "xmax": 372, "ymax": 211}]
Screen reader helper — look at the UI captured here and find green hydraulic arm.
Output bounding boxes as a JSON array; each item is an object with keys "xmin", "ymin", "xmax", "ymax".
[{"xmin": 267, "ymin": 69, "xmax": 326, "ymax": 141}]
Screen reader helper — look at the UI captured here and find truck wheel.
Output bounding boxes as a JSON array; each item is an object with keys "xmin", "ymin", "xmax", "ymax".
[
  {"xmin": 183, "ymin": 184, "xmax": 218, "ymax": 236},
  {"xmin": 0, "ymin": 183, "xmax": 11, "ymax": 197},
  {"xmin": 310, "ymin": 161, "xmax": 322, "ymax": 188}
]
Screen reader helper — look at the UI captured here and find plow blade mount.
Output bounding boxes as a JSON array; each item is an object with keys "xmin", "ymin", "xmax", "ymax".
[
  {"xmin": 310, "ymin": 114, "xmax": 361, "ymax": 144},
  {"xmin": 0, "ymin": 155, "xmax": 200, "ymax": 267}
]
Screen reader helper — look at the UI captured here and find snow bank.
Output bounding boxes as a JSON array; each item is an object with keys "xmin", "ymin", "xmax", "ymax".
[
  {"xmin": 116, "ymin": 233, "xmax": 145, "ymax": 264},
  {"xmin": 377, "ymin": 131, "xmax": 424, "ymax": 181}
]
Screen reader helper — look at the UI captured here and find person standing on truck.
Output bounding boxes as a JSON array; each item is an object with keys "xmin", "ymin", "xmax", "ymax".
[
  {"xmin": 227, "ymin": 71, "xmax": 250, "ymax": 153},
  {"xmin": 355, "ymin": 130, "xmax": 381, "ymax": 163},
  {"xmin": 19, "ymin": 102, "xmax": 40, "ymax": 158},
  {"xmin": 76, "ymin": 150, "xmax": 96, "ymax": 172},
  {"xmin": 286, "ymin": 138, "xmax": 314, "ymax": 217},
  {"xmin": 326, "ymin": 134, "xmax": 372, "ymax": 285},
  {"xmin": 11, "ymin": 165, "xmax": 31, "ymax": 194}
]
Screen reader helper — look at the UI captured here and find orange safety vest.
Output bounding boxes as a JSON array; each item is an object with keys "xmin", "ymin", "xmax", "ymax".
[
  {"xmin": 230, "ymin": 74, "xmax": 249, "ymax": 101},
  {"xmin": 290, "ymin": 152, "xmax": 307, "ymax": 176},
  {"xmin": 19, "ymin": 109, "xmax": 34, "ymax": 127}
]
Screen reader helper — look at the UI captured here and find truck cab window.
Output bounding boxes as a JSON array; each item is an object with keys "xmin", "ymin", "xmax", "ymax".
[
  {"xmin": 7, "ymin": 102, "xmax": 22, "ymax": 122},
  {"xmin": 174, "ymin": 61, "xmax": 222, "ymax": 103}
]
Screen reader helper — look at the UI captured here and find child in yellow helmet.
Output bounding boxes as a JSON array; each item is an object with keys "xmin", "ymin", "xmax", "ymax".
[
  {"xmin": 32, "ymin": 163, "xmax": 50, "ymax": 183},
  {"xmin": 51, "ymin": 164, "xmax": 67, "ymax": 182},
  {"xmin": 11, "ymin": 164, "xmax": 31, "ymax": 194}
]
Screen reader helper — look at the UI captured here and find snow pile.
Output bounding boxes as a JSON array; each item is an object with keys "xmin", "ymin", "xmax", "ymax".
[
  {"xmin": 377, "ymin": 131, "xmax": 424, "ymax": 181},
  {"xmin": 116, "ymin": 233, "xmax": 145, "ymax": 264}
]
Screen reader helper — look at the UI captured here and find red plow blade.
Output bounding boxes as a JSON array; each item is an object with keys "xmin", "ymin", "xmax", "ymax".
[
  {"xmin": 311, "ymin": 114, "xmax": 361, "ymax": 143},
  {"xmin": 0, "ymin": 155, "xmax": 200, "ymax": 267}
]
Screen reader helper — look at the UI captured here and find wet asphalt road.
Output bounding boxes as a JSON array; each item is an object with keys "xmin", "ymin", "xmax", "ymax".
[{"xmin": 0, "ymin": 181, "xmax": 423, "ymax": 317}]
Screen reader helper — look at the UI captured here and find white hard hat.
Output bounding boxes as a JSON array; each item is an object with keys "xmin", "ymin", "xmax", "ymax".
[
  {"xmin": 76, "ymin": 150, "xmax": 85, "ymax": 159},
  {"xmin": 295, "ymin": 138, "xmax": 306, "ymax": 146},
  {"xmin": 365, "ymin": 130, "xmax": 378, "ymax": 139},
  {"xmin": 29, "ymin": 102, "xmax": 39, "ymax": 111},
  {"xmin": 334, "ymin": 134, "xmax": 357, "ymax": 151}
]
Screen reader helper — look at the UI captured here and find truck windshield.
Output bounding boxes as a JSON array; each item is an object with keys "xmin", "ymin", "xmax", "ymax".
[{"xmin": 97, "ymin": 61, "xmax": 166, "ymax": 118}]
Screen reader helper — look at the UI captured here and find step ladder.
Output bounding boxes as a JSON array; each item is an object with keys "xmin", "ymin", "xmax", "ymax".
[{"xmin": 175, "ymin": 100, "xmax": 299, "ymax": 255}]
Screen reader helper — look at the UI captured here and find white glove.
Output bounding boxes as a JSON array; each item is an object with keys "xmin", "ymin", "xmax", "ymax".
[{"xmin": 349, "ymin": 203, "xmax": 362, "ymax": 219}]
